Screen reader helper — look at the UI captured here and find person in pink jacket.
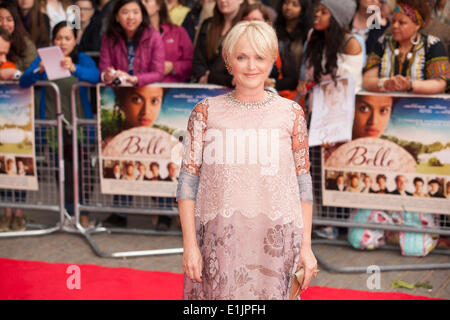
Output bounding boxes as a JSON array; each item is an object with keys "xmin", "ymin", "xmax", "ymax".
[
  {"xmin": 142, "ymin": 0, "xmax": 193, "ymax": 83},
  {"xmin": 99, "ymin": 0, "xmax": 165, "ymax": 87}
]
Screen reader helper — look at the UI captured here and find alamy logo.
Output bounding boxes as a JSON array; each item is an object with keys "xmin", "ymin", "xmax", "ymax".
[
  {"xmin": 66, "ymin": 265, "xmax": 81, "ymax": 290},
  {"xmin": 366, "ymin": 265, "xmax": 381, "ymax": 290},
  {"xmin": 367, "ymin": 5, "xmax": 382, "ymax": 30},
  {"xmin": 66, "ymin": 5, "xmax": 81, "ymax": 30},
  {"xmin": 185, "ymin": 121, "xmax": 281, "ymax": 176}
]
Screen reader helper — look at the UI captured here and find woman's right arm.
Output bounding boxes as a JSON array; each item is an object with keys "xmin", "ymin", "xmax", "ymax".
[
  {"xmin": 19, "ymin": 57, "xmax": 45, "ymax": 88},
  {"xmin": 362, "ymin": 66, "xmax": 382, "ymax": 92},
  {"xmin": 176, "ymin": 100, "xmax": 209, "ymax": 282}
]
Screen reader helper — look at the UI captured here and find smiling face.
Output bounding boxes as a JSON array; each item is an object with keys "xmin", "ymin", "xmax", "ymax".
[
  {"xmin": 0, "ymin": 8, "xmax": 15, "ymax": 35},
  {"xmin": 53, "ymin": 26, "xmax": 77, "ymax": 56},
  {"xmin": 228, "ymin": 34, "xmax": 274, "ymax": 92},
  {"xmin": 391, "ymin": 11, "xmax": 420, "ymax": 43},
  {"xmin": 353, "ymin": 95, "xmax": 393, "ymax": 139},
  {"xmin": 118, "ymin": 86, "xmax": 163, "ymax": 129},
  {"xmin": 313, "ymin": 4, "xmax": 331, "ymax": 31},
  {"xmin": 116, "ymin": 1, "xmax": 143, "ymax": 37}
]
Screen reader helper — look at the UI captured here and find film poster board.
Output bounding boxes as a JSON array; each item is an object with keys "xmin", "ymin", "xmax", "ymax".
[
  {"xmin": 322, "ymin": 92, "xmax": 450, "ymax": 215},
  {"xmin": 309, "ymin": 75, "xmax": 356, "ymax": 147},
  {"xmin": 98, "ymin": 84, "xmax": 229, "ymax": 197},
  {"xmin": 0, "ymin": 83, "xmax": 38, "ymax": 190}
]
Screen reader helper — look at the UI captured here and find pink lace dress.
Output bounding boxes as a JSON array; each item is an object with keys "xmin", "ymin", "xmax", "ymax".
[{"xmin": 177, "ymin": 91, "xmax": 312, "ymax": 300}]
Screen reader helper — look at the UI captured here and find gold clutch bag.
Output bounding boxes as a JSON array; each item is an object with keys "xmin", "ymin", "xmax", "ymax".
[{"xmin": 289, "ymin": 267, "xmax": 305, "ymax": 300}]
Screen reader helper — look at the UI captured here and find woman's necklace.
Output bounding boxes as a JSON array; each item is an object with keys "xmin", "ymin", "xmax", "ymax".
[{"xmin": 227, "ymin": 90, "xmax": 275, "ymax": 110}]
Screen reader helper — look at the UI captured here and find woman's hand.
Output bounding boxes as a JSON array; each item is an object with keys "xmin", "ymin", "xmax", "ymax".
[
  {"xmin": 61, "ymin": 57, "xmax": 76, "ymax": 73},
  {"xmin": 38, "ymin": 61, "xmax": 45, "ymax": 73},
  {"xmin": 384, "ymin": 75, "xmax": 410, "ymax": 91},
  {"xmin": 198, "ymin": 70, "xmax": 210, "ymax": 84},
  {"xmin": 298, "ymin": 245, "xmax": 318, "ymax": 291},
  {"xmin": 0, "ymin": 68, "xmax": 19, "ymax": 80},
  {"xmin": 182, "ymin": 244, "xmax": 203, "ymax": 283},
  {"xmin": 103, "ymin": 66, "xmax": 116, "ymax": 84},
  {"xmin": 164, "ymin": 61, "xmax": 174, "ymax": 76}
]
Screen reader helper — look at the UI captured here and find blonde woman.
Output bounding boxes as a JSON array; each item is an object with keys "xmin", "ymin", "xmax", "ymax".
[{"xmin": 177, "ymin": 20, "xmax": 317, "ymax": 300}]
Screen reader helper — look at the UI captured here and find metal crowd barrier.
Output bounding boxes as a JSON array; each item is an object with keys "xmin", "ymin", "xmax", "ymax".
[
  {"xmin": 70, "ymin": 83, "xmax": 183, "ymax": 258},
  {"xmin": 0, "ymin": 81, "xmax": 66, "ymax": 238},
  {"xmin": 309, "ymin": 146, "xmax": 450, "ymax": 273}
]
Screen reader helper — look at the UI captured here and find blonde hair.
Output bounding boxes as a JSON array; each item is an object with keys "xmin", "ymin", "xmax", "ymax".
[{"xmin": 222, "ymin": 20, "xmax": 278, "ymax": 64}]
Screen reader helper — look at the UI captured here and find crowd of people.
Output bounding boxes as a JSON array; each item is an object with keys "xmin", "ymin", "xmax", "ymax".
[{"xmin": 0, "ymin": 0, "xmax": 449, "ymax": 232}]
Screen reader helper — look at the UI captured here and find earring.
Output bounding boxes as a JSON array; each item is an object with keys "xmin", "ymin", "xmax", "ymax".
[
  {"xmin": 410, "ymin": 33, "xmax": 420, "ymax": 46},
  {"xmin": 225, "ymin": 60, "xmax": 233, "ymax": 75}
]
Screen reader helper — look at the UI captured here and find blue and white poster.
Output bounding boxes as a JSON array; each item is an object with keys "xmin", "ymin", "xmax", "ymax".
[
  {"xmin": 97, "ymin": 84, "xmax": 229, "ymax": 197},
  {"xmin": 323, "ymin": 92, "xmax": 450, "ymax": 214}
]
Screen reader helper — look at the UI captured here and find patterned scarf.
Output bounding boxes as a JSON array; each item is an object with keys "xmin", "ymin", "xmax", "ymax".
[{"xmin": 394, "ymin": 3, "xmax": 424, "ymax": 26}]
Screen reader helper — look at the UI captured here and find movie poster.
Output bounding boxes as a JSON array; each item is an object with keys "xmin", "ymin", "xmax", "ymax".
[
  {"xmin": 322, "ymin": 92, "xmax": 450, "ymax": 214},
  {"xmin": 309, "ymin": 76, "xmax": 355, "ymax": 147},
  {"xmin": 0, "ymin": 84, "xmax": 38, "ymax": 190},
  {"xmin": 98, "ymin": 84, "xmax": 229, "ymax": 197}
]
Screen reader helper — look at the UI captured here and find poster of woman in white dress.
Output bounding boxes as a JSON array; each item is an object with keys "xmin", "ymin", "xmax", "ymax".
[{"xmin": 309, "ymin": 75, "xmax": 356, "ymax": 146}]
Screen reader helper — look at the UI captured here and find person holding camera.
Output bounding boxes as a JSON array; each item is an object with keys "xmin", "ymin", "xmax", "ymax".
[{"xmin": 99, "ymin": 0, "xmax": 164, "ymax": 86}]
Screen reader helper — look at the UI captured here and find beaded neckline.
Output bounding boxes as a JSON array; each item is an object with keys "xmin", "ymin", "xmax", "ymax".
[{"xmin": 226, "ymin": 90, "xmax": 275, "ymax": 110}]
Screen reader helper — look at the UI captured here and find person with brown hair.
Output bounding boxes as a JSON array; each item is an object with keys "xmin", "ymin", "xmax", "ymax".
[
  {"xmin": 0, "ymin": 1, "xmax": 37, "ymax": 71},
  {"xmin": 191, "ymin": 0, "xmax": 248, "ymax": 87},
  {"xmin": 363, "ymin": 0, "xmax": 450, "ymax": 94},
  {"xmin": 14, "ymin": 0, "xmax": 50, "ymax": 48}
]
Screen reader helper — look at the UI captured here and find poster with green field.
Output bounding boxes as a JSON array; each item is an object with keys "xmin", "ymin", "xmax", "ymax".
[{"xmin": 0, "ymin": 84, "xmax": 38, "ymax": 190}]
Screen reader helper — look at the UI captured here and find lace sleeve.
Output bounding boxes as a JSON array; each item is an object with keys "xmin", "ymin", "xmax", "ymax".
[
  {"xmin": 176, "ymin": 99, "xmax": 208, "ymax": 201},
  {"xmin": 291, "ymin": 102, "xmax": 313, "ymax": 203},
  {"xmin": 180, "ymin": 99, "xmax": 208, "ymax": 175}
]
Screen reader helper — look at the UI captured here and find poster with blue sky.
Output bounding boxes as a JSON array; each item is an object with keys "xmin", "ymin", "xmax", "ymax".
[
  {"xmin": 98, "ymin": 84, "xmax": 229, "ymax": 197},
  {"xmin": 323, "ymin": 93, "xmax": 449, "ymax": 214},
  {"xmin": 0, "ymin": 84, "xmax": 38, "ymax": 190}
]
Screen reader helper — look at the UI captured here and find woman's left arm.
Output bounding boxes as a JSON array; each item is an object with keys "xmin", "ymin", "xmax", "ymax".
[
  {"xmin": 72, "ymin": 53, "xmax": 100, "ymax": 84},
  {"xmin": 291, "ymin": 102, "xmax": 317, "ymax": 291},
  {"xmin": 410, "ymin": 78, "xmax": 447, "ymax": 94}
]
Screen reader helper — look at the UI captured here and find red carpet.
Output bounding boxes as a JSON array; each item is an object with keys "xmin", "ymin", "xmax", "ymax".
[{"xmin": 0, "ymin": 258, "xmax": 442, "ymax": 300}]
